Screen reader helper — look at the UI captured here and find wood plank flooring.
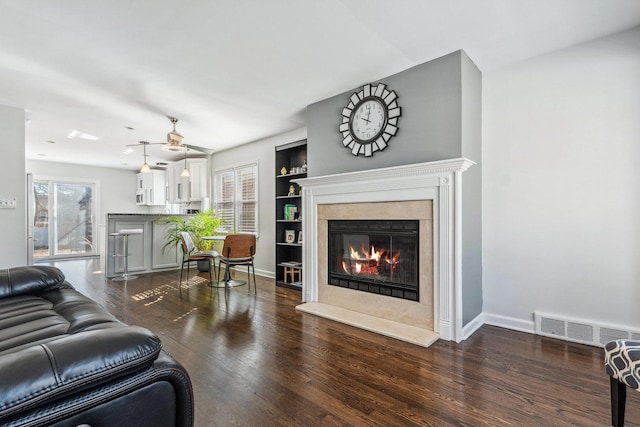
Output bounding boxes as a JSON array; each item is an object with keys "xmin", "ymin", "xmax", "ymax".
[{"xmin": 47, "ymin": 259, "xmax": 638, "ymax": 426}]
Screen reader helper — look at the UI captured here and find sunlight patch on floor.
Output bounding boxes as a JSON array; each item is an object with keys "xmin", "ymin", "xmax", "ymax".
[{"xmin": 130, "ymin": 276, "xmax": 207, "ymax": 301}]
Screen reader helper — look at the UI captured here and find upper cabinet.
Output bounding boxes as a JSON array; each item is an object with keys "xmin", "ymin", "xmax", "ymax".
[
  {"xmin": 136, "ymin": 170, "xmax": 166, "ymax": 206},
  {"xmin": 166, "ymin": 158, "xmax": 208, "ymax": 203}
]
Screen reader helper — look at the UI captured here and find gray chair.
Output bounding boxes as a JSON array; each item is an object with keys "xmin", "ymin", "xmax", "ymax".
[
  {"xmin": 179, "ymin": 231, "xmax": 218, "ymax": 292},
  {"xmin": 605, "ymin": 339, "xmax": 640, "ymax": 426}
]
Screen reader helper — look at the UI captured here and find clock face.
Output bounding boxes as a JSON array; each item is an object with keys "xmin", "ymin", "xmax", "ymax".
[
  {"xmin": 350, "ymin": 98, "xmax": 387, "ymax": 143},
  {"xmin": 339, "ymin": 83, "xmax": 400, "ymax": 157}
]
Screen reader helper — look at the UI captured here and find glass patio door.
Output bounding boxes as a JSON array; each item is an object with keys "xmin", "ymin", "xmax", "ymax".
[{"xmin": 32, "ymin": 180, "xmax": 96, "ymax": 259}]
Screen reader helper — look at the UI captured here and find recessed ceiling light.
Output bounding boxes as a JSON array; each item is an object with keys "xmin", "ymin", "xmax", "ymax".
[
  {"xmin": 45, "ymin": 140, "xmax": 56, "ymax": 144},
  {"xmin": 120, "ymin": 162, "xmax": 128, "ymax": 165},
  {"xmin": 123, "ymin": 148, "xmax": 134, "ymax": 154},
  {"xmin": 37, "ymin": 153, "xmax": 47, "ymax": 157},
  {"xmin": 125, "ymin": 126, "xmax": 135, "ymax": 130},
  {"xmin": 68, "ymin": 130, "xmax": 99, "ymax": 140}
]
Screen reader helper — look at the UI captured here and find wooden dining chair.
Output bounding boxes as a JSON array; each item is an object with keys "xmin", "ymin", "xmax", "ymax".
[
  {"xmin": 216, "ymin": 234, "xmax": 256, "ymax": 291},
  {"xmin": 179, "ymin": 232, "xmax": 218, "ymax": 292}
]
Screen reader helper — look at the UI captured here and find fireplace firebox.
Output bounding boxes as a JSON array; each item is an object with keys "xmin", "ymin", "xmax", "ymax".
[{"xmin": 328, "ymin": 220, "xmax": 419, "ymax": 301}]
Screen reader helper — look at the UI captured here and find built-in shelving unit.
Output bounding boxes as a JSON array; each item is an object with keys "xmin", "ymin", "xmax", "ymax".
[{"xmin": 275, "ymin": 140, "xmax": 307, "ymax": 290}]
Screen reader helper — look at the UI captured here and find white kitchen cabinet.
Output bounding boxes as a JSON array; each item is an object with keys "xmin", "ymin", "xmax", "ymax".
[
  {"xmin": 166, "ymin": 158, "xmax": 208, "ymax": 203},
  {"xmin": 136, "ymin": 170, "xmax": 166, "ymax": 206}
]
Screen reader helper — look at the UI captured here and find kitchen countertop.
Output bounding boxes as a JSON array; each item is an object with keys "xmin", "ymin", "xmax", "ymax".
[{"xmin": 108, "ymin": 213, "xmax": 193, "ymax": 217}]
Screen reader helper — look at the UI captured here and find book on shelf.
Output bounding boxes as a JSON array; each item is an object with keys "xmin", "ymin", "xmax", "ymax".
[
  {"xmin": 281, "ymin": 261, "xmax": 302, "ymax": 267},
  {"xmin": 284, "ymin": 204, "xmax": 298, "ymax": 220}
]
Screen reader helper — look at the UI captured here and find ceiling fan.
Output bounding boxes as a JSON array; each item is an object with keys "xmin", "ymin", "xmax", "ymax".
[
  {"xmin": 163, "ymin": 116, "xmax": 214, "ymax": 154},
  {"xmin": 125, "ymin": 117, "xmax": 214, "ymax": 156}
]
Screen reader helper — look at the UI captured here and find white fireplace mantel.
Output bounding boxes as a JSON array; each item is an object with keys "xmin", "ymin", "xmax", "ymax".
[{"xmin": 294, "ymin": 158, "xmax": 474, "ymax": 342}]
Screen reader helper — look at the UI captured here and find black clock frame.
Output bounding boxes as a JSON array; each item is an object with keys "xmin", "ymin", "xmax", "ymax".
[{"xmin": 339, "ymin": 83, "xmax": 401, "ymax": 157}]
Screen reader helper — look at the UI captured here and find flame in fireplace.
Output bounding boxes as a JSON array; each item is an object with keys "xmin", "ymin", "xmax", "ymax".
[{"xmin": 341, "ymin": 244, "xmax": 400, "ymax": 277}]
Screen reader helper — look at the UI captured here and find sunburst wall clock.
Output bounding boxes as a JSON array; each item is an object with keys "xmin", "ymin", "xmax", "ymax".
[{"xmin": 339, "ymin": 83, "xmax": 401, "ymax": 157}]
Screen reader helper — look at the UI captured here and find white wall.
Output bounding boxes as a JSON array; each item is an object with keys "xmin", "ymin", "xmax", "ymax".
[
  {"xmin": 482, "ymin": 27, "xmax": 640, "ymax": 331},
  {"xmin": 0, "ymin": 105, "xmax": 27, "ymax": 268},
  {"xmin": 210, "ymin": 127, "xmax": 307, "ymax": 277}
]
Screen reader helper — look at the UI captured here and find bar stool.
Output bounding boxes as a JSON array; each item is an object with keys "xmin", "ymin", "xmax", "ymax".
[{"xmin": 110, "ymin": 228, "xmax": 143, "ymax": 281}]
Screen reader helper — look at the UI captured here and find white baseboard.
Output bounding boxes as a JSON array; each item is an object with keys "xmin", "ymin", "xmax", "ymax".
[
  {"xmin": 462, "ymin": 313, "xmax": 485, "ymax": 340},
  {"xmin": 482, "ymin": 312, "xmax": 535, "ymax": 335},
  {"xmin": 228, "ymin": 266, "xmax": 274, "ymax": 279}
]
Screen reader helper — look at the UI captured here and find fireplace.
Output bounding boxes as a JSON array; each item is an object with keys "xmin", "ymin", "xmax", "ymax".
[
  {"xmin": 328, "ymin": 220, "xmax": 419, "ymax": 301},
  {"xmin": 293, "ymin": 158, "xmax": 475, "ymax": 344}
]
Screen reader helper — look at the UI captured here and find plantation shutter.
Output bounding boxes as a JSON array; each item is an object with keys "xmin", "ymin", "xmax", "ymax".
[
  {"xmin": 213, "ymin": 169, "xmax": 235, "ymax": 233},
  {"xmin": 213, "ymin": 163, "xmax": 258, "ymax": 235},
  {"xmin": 236, "ymin": 164, "xmax": 257, "ymax": 233}
]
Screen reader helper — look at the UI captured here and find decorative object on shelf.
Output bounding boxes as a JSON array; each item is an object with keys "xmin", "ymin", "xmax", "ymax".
[
  {"xmin": 284, "ymin": 229, "xmax": 296, "ymax": 244},
  {"xmin": 283, "ymin": 265, "xmax": 301, "ymax": 284},
  {"xmin": 339, "ymin": 82, "xmax": 401, "ymax": 157},
  {"xmin": 288, "ymin": 185, "xmax": 296, "ymax": 196},
  {"xmin": 297, "ymin": 230, "xmax": 303, "ymax": 243},
  {"xmin": 280, "ymin": 166, "xmax": 287, "ymax": 175},
  {"xmin": 301, "ymin": 159, "xmax": 307, "ymax": 173}
]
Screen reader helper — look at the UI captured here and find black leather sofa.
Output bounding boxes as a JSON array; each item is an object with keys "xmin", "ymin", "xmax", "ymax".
[{"xmin": 0, "ymin": 266, "xmax": 193, "ymax": 427}]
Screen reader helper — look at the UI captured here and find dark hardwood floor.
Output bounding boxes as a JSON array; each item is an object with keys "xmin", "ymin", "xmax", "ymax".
[{"xmin": 45, "ymin": 259, "xmax": 637, "ymax": 426}]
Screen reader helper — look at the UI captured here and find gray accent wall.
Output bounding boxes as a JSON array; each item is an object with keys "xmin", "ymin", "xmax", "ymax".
[
  {"xmin": 460, "ymin": 52, "xmax": 483, "ymax": 325},
  {"xmin": 306, "ymin": 50, "xmax": 483, "ymax": 327},
  {"xmin": 307, "ymin": 51, "xmax": 465, "ymax": 177}
]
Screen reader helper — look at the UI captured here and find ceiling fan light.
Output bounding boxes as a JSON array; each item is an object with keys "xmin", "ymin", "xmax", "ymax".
[
  {"xmin": 162, "ymin": 143, "xmax": 187, "ymax": 152},
  {"xmin": 181, "ymin": 148, "xmax": 190, "ymax": 177},
  {"xmin": 140, "ymin": 162, "xmax": 151, "ymax": 173}
]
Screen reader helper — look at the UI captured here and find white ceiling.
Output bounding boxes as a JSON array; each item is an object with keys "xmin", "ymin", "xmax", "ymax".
[{"xmin": 1, "ymin": 0, "xmax": 640, "ymax": 171}]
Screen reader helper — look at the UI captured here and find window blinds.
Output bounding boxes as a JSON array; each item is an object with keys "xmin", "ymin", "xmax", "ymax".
[{"xmin": 214, "ymin": 163, "xmax": 258, "ymax": 234}]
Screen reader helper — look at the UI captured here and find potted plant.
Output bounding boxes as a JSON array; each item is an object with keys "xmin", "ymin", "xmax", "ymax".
[{"xmin": 159, "ymin": 209, "xmax": 223, "ymax": 271}]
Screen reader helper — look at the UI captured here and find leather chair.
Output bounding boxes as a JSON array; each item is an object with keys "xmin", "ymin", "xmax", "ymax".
[
  {"xmin": 217, "ymin": 233, "xmax": 256, "ymax": 291},
  {"xmin": 605, "ymin": 339, "xmax": 640, "ymax": 426},
  {"xmin": 0, "ymin": 265, "xmax": 193, "ymax": 426},
  {"xmin": 179, "ymin": 231, "xmax": 218, "ymax": 290}
]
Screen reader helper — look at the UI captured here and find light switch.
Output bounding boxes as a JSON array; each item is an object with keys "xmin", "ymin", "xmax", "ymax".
[{"xmin": 0, "ymin": 198, "xmax": 16, "ymax": 209}]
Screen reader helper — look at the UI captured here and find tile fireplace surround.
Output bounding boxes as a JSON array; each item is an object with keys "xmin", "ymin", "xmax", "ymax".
[{"xmin": 294, "ymin": 158, "xmax": 474, "ymax": 346}]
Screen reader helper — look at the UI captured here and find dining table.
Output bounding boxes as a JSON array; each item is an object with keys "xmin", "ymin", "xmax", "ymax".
[{"xmin": 201, "ymin": 235, "xmax": 247, "ymax": 288}]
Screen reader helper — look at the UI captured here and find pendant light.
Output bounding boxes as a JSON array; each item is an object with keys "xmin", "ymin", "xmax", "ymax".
[
  {"xmin": 140, "ymin": 142, "xmax": 151, "ymax": 173},
  {"xmin": 181, "ymin": 149, "xmax": 190, "ymax": 177}
]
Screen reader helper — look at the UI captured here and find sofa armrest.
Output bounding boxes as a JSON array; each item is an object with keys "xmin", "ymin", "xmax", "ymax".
[
  {"xmin": 0, "ymin": 266, "xmax": 66, "ymax": 299},
  {"xmin": 0, "ymin": 326, "xmax": 161, "ymax": 419}
]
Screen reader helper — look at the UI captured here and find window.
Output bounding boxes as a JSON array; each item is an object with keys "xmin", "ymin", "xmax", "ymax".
[
  {"xmin": 31, "ymin": 178, "xmax": 97, "ymax": 260},
  {"xmin": 214, "ymin": 162, "xmax": 258, "ymax": 235}
]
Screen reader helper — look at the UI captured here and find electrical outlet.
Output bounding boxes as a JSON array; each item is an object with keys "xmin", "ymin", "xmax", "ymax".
[{"xmin": 0, "ymin": 198, "xmax": 16, "ymax": 209}]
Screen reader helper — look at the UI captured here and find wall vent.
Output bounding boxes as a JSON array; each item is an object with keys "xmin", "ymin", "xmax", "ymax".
[{"xmin": 534, "ymin": 312, "xmax": 639, "ymax": 348}]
